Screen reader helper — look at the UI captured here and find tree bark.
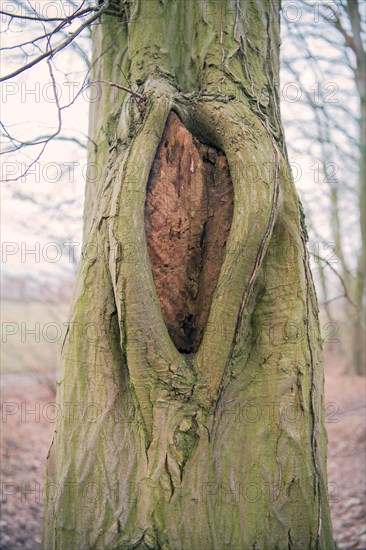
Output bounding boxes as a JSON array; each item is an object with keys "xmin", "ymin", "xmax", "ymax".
[
  {"xmin": 43, "ymin": 1, "xmax": 334, "ymax": 548},
  {"xmin": 347, "ymin": 0, "xmax": 365, "ymax": 375}
]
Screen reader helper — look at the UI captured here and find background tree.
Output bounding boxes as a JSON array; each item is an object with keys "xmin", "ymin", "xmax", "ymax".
[
  {"xmin": 0, "ymin": 0, "xmax": 97, "ymax": 293},
  {"xmin": 281, "ymin": 0, "xmax": 365, "ymax": 375}
]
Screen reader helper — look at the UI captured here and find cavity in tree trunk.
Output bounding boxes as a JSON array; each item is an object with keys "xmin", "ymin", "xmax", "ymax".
[{"xmin": 43, "ymin": 1, "xmax": 334, "ymax": 548}]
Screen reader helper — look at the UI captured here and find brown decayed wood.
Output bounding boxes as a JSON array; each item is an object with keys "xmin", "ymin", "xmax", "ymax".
[{"xmin": 145, "ymin": 112, "xmax": 233, "ymax": 353}]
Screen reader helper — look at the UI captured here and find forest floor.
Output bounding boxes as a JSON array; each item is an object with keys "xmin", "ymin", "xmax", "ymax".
[{"xmin": 0, "ymin": 359, "xmax": 365, "ymax": 550}]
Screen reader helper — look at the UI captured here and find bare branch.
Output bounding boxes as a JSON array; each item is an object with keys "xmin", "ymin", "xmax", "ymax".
[
  {"xmin": 310, "ymin": 251, "xmax": 359, "ymax": 310},
  {"xmin": 0, "ymin": 5, "xmax": 96, "ymax": 23},
  {"xmin": 0, "ymin": 0, "xmax": 110, "ymax": 83}
]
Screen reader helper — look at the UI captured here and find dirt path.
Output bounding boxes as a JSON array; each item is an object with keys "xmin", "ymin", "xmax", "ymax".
[
  {"xmin": 1, "ymin": 372, "xmax": 55, "ymax": 549},
  {"xmin": 1, "ymin": 369, "xmax": 365, "ymax": 549}
]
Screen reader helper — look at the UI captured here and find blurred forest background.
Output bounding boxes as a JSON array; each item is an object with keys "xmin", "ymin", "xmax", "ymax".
[{"xmin": 0, "ymin": 1, "xmax": 365, "ymax": 549}]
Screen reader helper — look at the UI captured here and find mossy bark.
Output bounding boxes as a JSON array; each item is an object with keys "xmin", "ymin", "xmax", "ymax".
[{"xmin": 42, "ymin": 1, "xmax": 334, "ymax": 548}]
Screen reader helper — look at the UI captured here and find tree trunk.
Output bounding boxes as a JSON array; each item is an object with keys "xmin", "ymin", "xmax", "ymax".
[
  {"xmin": 347, "ymin": 0, "xmax": 366, "ymax": 376},
  {"xmin": 43, "ymin": 1, "xmax": 334, "ymax": 548}
]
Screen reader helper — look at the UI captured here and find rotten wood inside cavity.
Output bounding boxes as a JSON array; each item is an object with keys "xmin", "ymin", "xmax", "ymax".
[{"xmin": 145, "ymin": 112, "xmax": 234, "ymax": 353}]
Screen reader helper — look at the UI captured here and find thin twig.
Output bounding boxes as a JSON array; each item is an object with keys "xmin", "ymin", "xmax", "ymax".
[
  {"xmin": 92, "ymin": 80, "xmax": 145, "ymax": 101},
  {"xmin": 310, "ymin": 251, "xmax": 359, "ymax": 309}
]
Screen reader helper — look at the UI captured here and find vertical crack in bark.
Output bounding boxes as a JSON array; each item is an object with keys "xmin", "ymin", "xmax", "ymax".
[
  {"xmin": 145, "ymin": 111, "xmax": 233, "ymax": 354},
  {"xmin": 300, "ymin": 206, "xmax": 322, "ymax": 547},
  {"xmin": 164, "ymin": 454, "xmax": 175, "ymax": 501}
]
